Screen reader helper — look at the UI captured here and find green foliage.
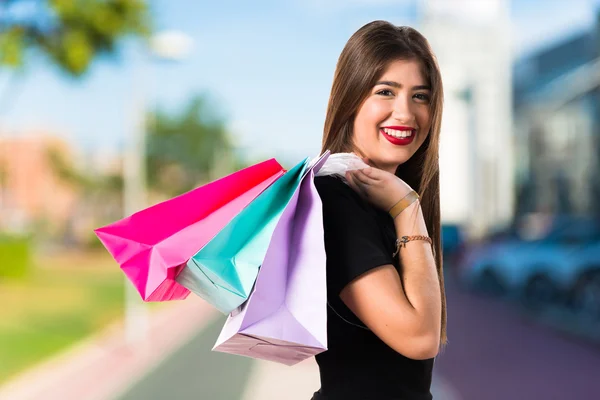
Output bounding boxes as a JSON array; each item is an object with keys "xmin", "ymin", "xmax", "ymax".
[
  {"xmin": 0, "ymin": 27, "xmax": 25, "ymax": 66},
  {"xmin": 45, "ymin": 144, "xmax": 124, "ymax": 245},
  {"xmin": 147, "ymin": 94, "xmax": 235, "ymax": 196},
  {"xmin": 0, "ymin": 252, "xmax": 125, "ymax": 383},
  {"xmin": 46, "ymin": 145, "xmax": 123, "ymax": 193},
  {"xmin": 0, "ymin": 235, "xmax": 31, "ymax": 279},
  {"xmin": 0, "ymin": 0, "xmax": 151, "ymax": 76}
]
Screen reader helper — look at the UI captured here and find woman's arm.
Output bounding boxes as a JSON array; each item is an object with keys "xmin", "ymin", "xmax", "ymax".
[
  {"xmin": 340, "ymin": 169, "xmax": 441, "ymax": 360},
  {"xmin": 393, "ymin": 200, "xmax": 441, "ymax": 351}
]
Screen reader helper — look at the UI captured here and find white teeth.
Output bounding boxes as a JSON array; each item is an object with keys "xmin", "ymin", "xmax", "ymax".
[{"xmin": 383, "ymin": 128, "xmax": 413, "ymax": 138}]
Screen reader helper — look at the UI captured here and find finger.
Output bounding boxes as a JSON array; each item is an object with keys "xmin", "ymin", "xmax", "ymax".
[
  {"xmin": 345, "ymin": 171, "xmax": 360, "ymax": 191},
  {"xmin": 359, "ymin": 166, "xmax": 383, "ymax": 181},
  {"xmin": 344, "ymin": 171, "xmax": 358, "ymax": 193},
  {"xmin": 345, "ymin": 171, "xmax": 368, "ymax": 199},
  {"xmin": 353, "ymin": 168, "xmax": 377, "ymax": 186}
]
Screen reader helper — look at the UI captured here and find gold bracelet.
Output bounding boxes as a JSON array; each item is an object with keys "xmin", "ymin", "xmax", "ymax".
[
  {"xmin": 388, "ymin": 190, "xmax": 419, "ymax": 219},
  {"xmin": 393, "ymin": 235, "xmax": 433, "ymax": 257}
]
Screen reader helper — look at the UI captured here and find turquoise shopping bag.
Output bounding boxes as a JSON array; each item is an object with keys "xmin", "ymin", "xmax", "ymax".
[{"xmin": 176, "ymin": 157, "xmax": 311, "ymax": 314}]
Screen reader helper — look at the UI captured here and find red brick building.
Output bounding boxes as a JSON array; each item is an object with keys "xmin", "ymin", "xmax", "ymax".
[{"xmin": 0, "ymin": 134, "xmax": 79, "ymax": 234}]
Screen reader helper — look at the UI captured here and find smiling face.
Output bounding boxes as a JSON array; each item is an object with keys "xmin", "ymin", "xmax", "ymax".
[{"xmin": 352, "ymin": 58, "xmax": 432, "ymax": 174}]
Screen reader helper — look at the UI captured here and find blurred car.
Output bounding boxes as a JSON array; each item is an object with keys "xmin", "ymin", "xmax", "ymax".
[
  {"xmin": 458, "ymin": 215, "xmax": 600, "ymax": 315},
  {"xmin": 566, "ymin": 239, "xmax": 600, "ymax": 321},
  {"xmin": 441, "ymin": 223, "xmax": 466, "ymax": 265}
]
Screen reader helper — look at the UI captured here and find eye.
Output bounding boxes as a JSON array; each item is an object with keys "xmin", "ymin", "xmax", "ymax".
[
  {"xmin": 375, "ymin": 89, "xmax": 394, "ymax": 96},
  {"xmin": 414, "ymin": 93, "xmax": 431, "ymax": 102}
]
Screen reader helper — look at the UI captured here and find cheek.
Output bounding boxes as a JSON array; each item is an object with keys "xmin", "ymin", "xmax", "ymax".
[
  {"xmin": 358, "ymin": 100, "xmax": 387, "ymax": 126},
  {"xmin": 417, "ymin": 108, "xmax": 431, "ymax": 126},
  {"xmin": 417, "ymin": 110, "xmax": 431, "ymax": 133},
  {"xmin": 370, "ymin": 101, "xmax": 390, "ymax": 121}
]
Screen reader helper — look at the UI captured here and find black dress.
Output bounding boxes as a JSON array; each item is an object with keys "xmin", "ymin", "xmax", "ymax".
[{"xmin": 312, "ymin": 175, "xmax": 434, "ymax": 400}]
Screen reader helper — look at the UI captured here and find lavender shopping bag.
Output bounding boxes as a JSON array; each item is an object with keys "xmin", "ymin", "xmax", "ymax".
[{"xmin": 212, "ymin": 151, "xmax": 329, "ymax": 366}]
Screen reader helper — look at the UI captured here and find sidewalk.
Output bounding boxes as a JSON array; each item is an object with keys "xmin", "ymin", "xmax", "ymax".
[
  {"xmin": 0, "ymin": 296, "xmax": 217, "ymax": 400},
  {"xmin": 241, "ymin": 358, "xmax": 321, "ymax": 400}
]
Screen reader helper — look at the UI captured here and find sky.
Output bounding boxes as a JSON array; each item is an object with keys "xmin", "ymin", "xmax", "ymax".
[{"xmin": 2, "ymin": 0, "xmax": 600, "ymax": 166}]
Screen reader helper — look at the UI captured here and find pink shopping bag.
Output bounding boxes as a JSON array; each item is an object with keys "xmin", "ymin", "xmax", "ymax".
[
  {"xmin": 212, "ymin": 152, "xmax": 329, "ymax": 365},
  {"xmin": 94, "ymin": 159, "xmax": 284, "ymax": 301}
]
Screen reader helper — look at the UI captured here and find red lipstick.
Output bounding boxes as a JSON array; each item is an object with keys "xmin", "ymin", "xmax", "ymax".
[{"xmin": 380, "ymin": 126, "xmax": 416, "ymax": 146}]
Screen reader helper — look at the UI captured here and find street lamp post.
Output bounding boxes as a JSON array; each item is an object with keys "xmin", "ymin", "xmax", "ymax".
[{"xmin": 123, "ymin": 30, "xmax": 193, "ymax": 345}]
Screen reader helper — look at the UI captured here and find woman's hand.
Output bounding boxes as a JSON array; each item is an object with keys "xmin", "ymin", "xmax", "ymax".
[{"xmin": 345, "ymin": 163, "xmax": 414, "ymax": 212}]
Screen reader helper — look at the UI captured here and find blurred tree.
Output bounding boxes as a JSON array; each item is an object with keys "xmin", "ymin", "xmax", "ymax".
[
  {"xmin": 0, "ymin": 0, "xmax": 151, "ymax": 77},
  {"xmin": 47, "ymin": 144, "xmax": 124, "ymax": 245},
  {"xmin": 146, "ymin": 94, "xmax": 237, "ymax": 197},
  {"xmin": 47, "ymin": 144, "xmax": 123, "ymax": 195}
]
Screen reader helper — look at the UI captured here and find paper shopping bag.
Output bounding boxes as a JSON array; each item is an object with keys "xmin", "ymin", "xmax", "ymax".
[
  {"xmin": 94, "ymin": 159, "xmax": 284, "ymax": 301},
  {"xmin": 211, "ymin": 151, "xmax": 329, "ymax": 365},
  {"xmin": 176, "ymin": 154, "xmax": 324, "ymax": 314}
]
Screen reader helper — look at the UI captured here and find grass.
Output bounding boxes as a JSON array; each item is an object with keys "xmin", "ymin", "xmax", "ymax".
[{"xmin": 0, "ymin": 250, "xmax": 126, "ymax": 384}]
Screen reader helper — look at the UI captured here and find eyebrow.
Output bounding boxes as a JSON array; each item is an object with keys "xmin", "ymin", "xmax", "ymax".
[{"xmin": 375, "ymin": 81, "xmax": 431, "ymax": 91}]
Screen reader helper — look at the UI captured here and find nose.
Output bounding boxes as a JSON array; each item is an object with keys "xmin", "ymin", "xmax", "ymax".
[{"xmin": 391, "ymin": 95, "xmax": 416, "ymax": 124}]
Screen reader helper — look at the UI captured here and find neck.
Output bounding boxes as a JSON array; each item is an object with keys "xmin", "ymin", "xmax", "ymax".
[{"xmin": 381, "ymin": 163, "xmax": 399, "ymax": 175}]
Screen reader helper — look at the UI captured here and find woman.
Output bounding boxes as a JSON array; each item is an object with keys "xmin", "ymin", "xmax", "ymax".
[{"xmin": 312, "ymin": 21, "xmax": 447, "ymax": 400}]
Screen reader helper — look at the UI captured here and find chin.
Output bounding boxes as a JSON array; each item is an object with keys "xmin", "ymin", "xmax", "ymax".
[{"xmin": 383, "ymin": 150, "xmax": 411, "ymax": 166}]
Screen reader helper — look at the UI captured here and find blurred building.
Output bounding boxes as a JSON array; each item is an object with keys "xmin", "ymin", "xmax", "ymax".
[
  {"xmin": 419, "ymin": 0, "xmax": 515, "ymax": 238},
  {"xmin": 0, "ymin": 133, "xmax": 79, "ymax": 234},
  {"xmin": 513, "ymin": 12, "xmax": 600, "ymax": 218}
]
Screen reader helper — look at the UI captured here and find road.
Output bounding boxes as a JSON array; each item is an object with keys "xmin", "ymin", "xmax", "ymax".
[{"xmin": 434, "ymin": 273, "xmax": 600, "ymax": 400}]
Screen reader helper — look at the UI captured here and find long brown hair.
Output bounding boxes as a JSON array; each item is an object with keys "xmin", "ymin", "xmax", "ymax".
[{"xmin": 321, "ymin": 21, "xmax": 447, "ymax": 346}]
